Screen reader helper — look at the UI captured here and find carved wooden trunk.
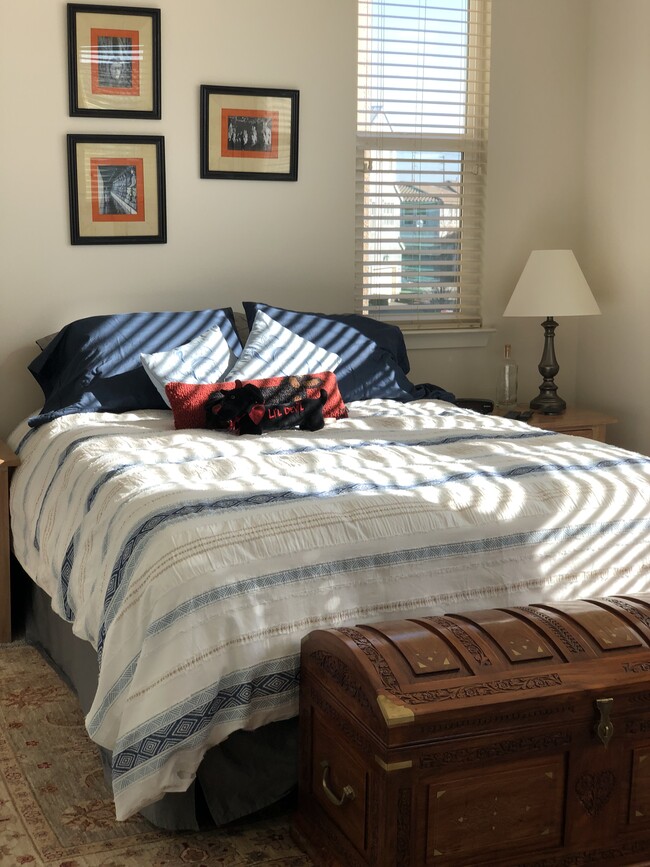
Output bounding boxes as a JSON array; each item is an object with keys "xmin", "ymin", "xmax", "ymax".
[{"xmin": 293, "ymin": 596, "xmax": 650, "ymax": 866}]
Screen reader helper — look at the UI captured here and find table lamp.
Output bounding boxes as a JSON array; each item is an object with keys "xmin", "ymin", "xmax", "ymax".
[{"xmin": 503, "ymin": 250, "xmax": 600, "ymax": 414}]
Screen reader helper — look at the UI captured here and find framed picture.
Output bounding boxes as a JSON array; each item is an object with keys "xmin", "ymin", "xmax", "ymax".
[
  {"xmin": 67, "ymin": 4, "xmax": 161, "ymax": 118},
  {"xmin": 200, "ymin": 85, "xmax": 299, "ymax": 181},
  {"xmin": 67, "ymin": 134, "xmax": 166, "ymax": 245}
]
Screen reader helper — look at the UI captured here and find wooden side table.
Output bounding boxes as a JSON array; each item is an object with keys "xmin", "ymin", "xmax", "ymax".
[
  {"xmin": 0, "ymin": 440, "xmax": 20, "ymax": 643},
  {"xmin": 496, "ymin": 407, "xmax": 618, "ymax": 443}
]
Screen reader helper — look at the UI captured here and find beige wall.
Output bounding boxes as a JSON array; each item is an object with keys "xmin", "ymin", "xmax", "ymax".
[
  {"xmin": 0, "ymin": 0, "xmax": 642, "ymax": 453},
  {"xmin": 407, "ymin": 0, "xmax": 589, "ymax": 407},
  {"xmin": 578, "ymin": 0, "xmax": 650, "ymax": 453}
]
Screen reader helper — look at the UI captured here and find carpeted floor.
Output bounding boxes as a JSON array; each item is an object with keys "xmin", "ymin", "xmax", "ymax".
[{"xmin": 0, "ymin": 643, "xmax": 313, "ymax": 866}]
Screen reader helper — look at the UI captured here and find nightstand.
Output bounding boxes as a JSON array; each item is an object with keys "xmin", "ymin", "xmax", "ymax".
[
  {"xmin": 0, "ymin": 440, "xmax": 20, "ymax": 643},
  {"xmin": 497, "ymin": 407, "xmax": 618, "ymax": 443}
]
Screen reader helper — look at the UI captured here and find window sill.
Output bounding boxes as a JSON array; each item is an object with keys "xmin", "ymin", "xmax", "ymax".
[{"xmin": 403, "ymin": 328, "xmax": 496, "ymax": 350}]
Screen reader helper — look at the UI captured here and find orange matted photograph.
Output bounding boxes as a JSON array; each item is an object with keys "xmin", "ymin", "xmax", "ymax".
[
  {"xmin": 201, "ymin": 84, "xmax": 299, "ymax": 181},
  {"xmin": 67, "ymin": 134, "xmax": 166, "ymax": 245},
  {"xmin": 90, "ymin": 28, "xmax": 141, "ymax": 96},
  {"xmin": 67, "ymin": 4, "xmax": 160, "ymax": 118},
  {"xmin": 90, "ymin": 157, "xmax": 145, "ymax": 222},
  {"xmin": 221, "ymin": 108, "xmax": 280, "ymax": 160}
]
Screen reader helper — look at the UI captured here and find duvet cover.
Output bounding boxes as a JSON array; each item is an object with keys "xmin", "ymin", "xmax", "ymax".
[{"xmin": 9, "ymin": 399, "xmax": 650, "ymax": 820}]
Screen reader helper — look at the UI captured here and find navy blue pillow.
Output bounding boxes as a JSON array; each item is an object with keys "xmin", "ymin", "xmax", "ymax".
[
  {"xmin": 325, "ymin": 313, "xmax": 410, "ymax": 375},
  {"xmin": 28, "ymin": 308, "xmax": 241, "ymax": 428},
  {"xmin": 242, "ymin": 302, "xmax": 423, "ymax": 403}
]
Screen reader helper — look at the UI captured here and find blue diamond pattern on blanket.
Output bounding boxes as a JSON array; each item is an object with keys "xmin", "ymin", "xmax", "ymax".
[{"xmin": 112, "ymin": 667, "xmax": 300, "ymax": 780}]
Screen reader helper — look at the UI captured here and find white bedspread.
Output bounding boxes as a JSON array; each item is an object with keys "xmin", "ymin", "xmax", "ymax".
[{"xmin": 9, "ymin": 400, "xmax": 650, "ymax": 820}]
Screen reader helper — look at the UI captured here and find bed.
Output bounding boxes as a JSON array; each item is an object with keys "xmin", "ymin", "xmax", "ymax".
[{"xmin": 9, "ymin": 302, "xmax": 650, "ymax": 830}]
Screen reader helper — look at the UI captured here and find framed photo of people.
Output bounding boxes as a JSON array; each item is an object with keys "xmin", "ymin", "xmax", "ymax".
[
  {"xmin": 67, "ymin": 134, "xmax": 166, "ymax": 245},
  {"xmin": 67, "ymin": 4, "xmax": 161, "ymax": 118},
  {"xmin": 200, "ymin": 85, "xmax": 299, "ymax": 181}
]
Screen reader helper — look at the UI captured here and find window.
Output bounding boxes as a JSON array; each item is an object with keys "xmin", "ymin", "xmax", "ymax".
[{"xmin": 356, "ymin": 0, "xmax": 491, "ymax": 329}]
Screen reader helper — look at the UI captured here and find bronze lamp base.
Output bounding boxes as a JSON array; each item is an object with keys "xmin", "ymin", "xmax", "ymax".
[{"xmin": 530, "ymin": 316, "xmax": 566, "ymax": 415}]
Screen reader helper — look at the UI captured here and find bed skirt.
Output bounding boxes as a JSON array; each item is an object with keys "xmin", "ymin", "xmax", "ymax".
[{"xmin": 23, "ymin": 577, "xmax": 299, "ymax": 831}]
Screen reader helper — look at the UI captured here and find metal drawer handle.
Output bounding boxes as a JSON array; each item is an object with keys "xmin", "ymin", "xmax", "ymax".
[
  {"xmin": 321, "ymin": 760, "xmax": 355, "ymax": 807},
  {"xmin": 596, "ymin": 697, "xmax": 614, "ymax": 748}
]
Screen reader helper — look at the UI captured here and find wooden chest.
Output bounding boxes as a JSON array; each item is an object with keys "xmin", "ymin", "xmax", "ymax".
[{"xmin": 293, "ymin": 596, "xmax": 650, "ymax": 866}]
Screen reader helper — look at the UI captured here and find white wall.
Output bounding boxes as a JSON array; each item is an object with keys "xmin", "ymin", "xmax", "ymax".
[
  {"xmin": 406, "ymin": 0, "xmax": 589, "ymax": 407},
  {"xmin": 578, "ymin": 0, "xmax": 650, "ymax": 453},
  {"xmin": 2, "ymin": 0, "xmax": 640, "ymax": 453}
]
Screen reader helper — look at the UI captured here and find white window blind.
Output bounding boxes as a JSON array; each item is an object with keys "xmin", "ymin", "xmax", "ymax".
[{"xmin": 356, "ymin": 0, "xmax": 491, "ymax": 329}]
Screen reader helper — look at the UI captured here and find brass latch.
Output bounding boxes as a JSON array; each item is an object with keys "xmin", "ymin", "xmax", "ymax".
[{"xmin": 595, "ymin": 697, "xmax": 614, "ymax": 748}]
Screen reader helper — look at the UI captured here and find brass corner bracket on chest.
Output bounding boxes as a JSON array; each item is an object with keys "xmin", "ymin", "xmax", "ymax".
[{"xmin": 377, "ymin": 693, "xmax": 415, "ymax": 727}]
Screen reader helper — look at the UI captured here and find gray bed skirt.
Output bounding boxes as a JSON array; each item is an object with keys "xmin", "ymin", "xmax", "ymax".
[{"xmin": 23, "ymin": 578, "xmax": 299, "ymax": 831}]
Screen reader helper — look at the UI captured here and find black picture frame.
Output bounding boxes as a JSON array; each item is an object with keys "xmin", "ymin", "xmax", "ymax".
[
  {"xmin": 67, "ymin": 3, "xmax": 161, "ymax": 118},
  {"xmin": 200, "ymin": 84, "xmax": 299, "ymax": 181},
  {"xmin": 67, "ymin": 134, "xmax": 167, "ymax": 245}
]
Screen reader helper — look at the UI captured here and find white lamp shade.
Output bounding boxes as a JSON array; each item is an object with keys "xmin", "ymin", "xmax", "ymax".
[{"xmin": 503, "ymin": 250, "xmax": 600, "ymax": 318}]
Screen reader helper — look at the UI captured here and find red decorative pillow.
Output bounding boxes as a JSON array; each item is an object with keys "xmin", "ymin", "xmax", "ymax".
[{"xmin": 165, "ymin": 372, "xmax": 347, "ymax": 430}]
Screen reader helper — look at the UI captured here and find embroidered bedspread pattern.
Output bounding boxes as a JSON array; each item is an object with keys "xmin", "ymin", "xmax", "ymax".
[{"xmin": 9, "ymin": 401, "xmax": 650, "ymax": 820}]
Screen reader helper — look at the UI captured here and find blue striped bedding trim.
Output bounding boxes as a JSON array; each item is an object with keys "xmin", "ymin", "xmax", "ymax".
[
  {"xmin": 14, "ymin": 427, "xmax": 36, "ymax": 454},
  {"xmin": 86, "ymin": 656, "xmax": 141, "ymax": 739},
  {"xmin": 145, "ymin": 514, "xmax": 650, "ymax": 634},
  {"xmin": 58, "ymin": 536, "xmax": 78, "ymax": 621},
  {"xmin": 109, "ymin": 657, "xmax": 300, "ymax": 789},
  {"xmin": 76, "ymin": 426, "xmax": 554, "ymax": 511},
  {"xmin": 31, "ymin": 435, "xmax": 96, "ymax": 552}
]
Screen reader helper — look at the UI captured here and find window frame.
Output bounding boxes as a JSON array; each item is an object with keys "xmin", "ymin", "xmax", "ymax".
[{"xmin": 355, "ymin": 0, "xmax": 491, "ymax": 330}]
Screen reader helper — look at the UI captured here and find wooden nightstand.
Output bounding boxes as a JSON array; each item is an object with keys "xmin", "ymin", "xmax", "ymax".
[
  {"xmin": 0, "ymin": 440, "xmax": 20, "ymax": 643},
  {"xmin": 497, "ymin": 407, "xmax": 617, "ymax": 443}
]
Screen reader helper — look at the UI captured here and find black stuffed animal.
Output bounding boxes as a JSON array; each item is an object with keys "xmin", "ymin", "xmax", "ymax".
[
  {"xmin": 205, "ymin": 383, "xmax": 327, "ymax": 436},
  {"xmin": 239, "ymin": 389, "xmax": 327, "ymax": 436},
  {"xmin": 204, "ymin": 382, "xmax": 264, "ymax": 433}
]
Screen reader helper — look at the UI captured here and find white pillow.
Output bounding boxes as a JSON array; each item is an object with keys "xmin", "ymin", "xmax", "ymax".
[
  {"xmin": 226, "ymin": 309, "xmax": 341, "ymax": 380},
  {"xmin": 141, "ymin": 324, "xmax": 239, "ymax": 406}
]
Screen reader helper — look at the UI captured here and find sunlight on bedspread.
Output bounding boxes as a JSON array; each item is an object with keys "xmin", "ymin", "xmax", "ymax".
[{"xmin": 8, "ymin": 398, "xmax": 650, "ymax": 820}]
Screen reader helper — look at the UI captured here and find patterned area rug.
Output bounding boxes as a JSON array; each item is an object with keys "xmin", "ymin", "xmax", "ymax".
[{"xmin": 0, "ymin": 644, "xmax": 312, "ymax": 866}]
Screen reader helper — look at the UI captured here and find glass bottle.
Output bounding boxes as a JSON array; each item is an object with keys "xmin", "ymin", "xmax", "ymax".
[{"xmin": 496, "ymin": 344, "xmax": 518, "ymax": 407}]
